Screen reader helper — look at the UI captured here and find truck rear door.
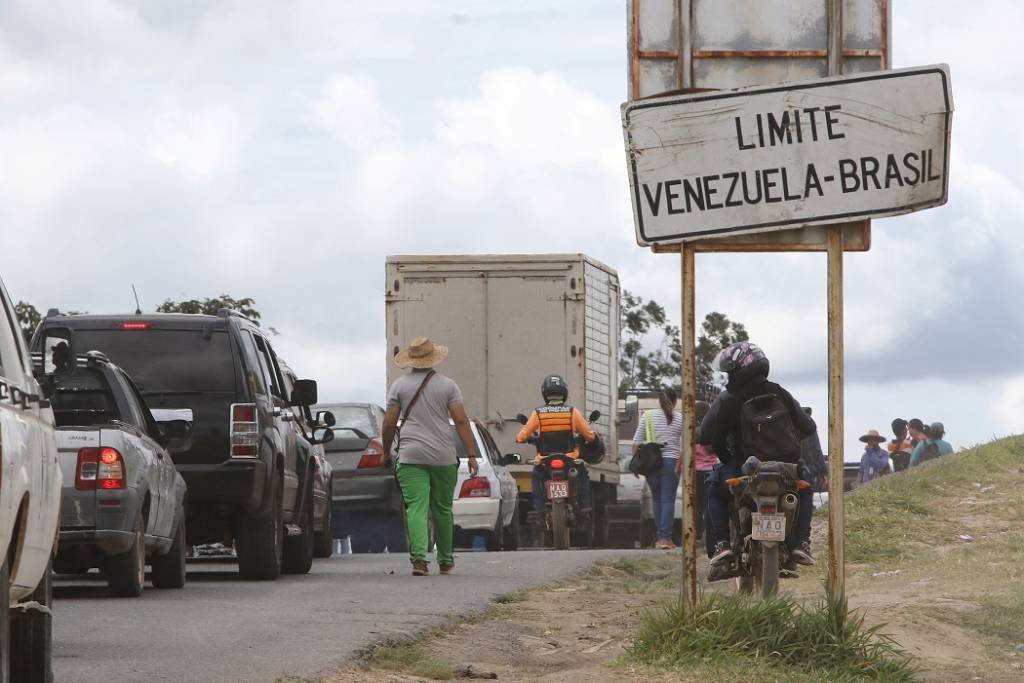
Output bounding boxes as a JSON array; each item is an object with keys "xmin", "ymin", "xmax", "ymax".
[{"xmin": 56, "ymin": 429, "xmax": 100, "ymax": 530}]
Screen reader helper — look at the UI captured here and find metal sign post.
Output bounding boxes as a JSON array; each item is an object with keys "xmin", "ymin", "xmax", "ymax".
[{"xmin": 623, "ymin": 0, "xmax": 949, "ymax": 614}]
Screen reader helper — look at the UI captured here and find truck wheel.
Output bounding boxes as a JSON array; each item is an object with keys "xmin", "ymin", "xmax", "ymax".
[
  {"xmin": 501, "ymin": 502, "xmax": 520, "ymax": 551},
  {"xmin": 237, "ymin": 479, "xmax": 283, "ymax": 580},
  {"xmin": 9, "ymin": 555, "xmax": 52, "ymax": 683},
  {"xmin": 106, "ymin": 512, "xmax": 145, "ymax": 597},
  {"xmin": 551, "ymin": 500, "xmax": 570, "ymax": 550},
  {"xmin": 151, "ymin": 518, "xmax": 187, "ymax": 589},
  {"xmin": 484, "ymin": 513, "xmax": 502, "ymax": 552},
  {"xmin": 313, "ymin": 497, "xmax": 333, "ymax": 558},
  {"xmin": 283, "ymin": 483, "xmax": 314, "ymax": 575}
]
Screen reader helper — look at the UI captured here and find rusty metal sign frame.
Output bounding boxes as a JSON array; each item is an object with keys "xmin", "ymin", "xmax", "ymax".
[{"xmin": 626, "ymin": 0, "xmax": 893, "ymax": 613}]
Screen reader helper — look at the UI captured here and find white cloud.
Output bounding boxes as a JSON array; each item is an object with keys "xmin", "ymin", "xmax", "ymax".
[
  {"xmin": 312, "ymin": 74, "xmax": 401, "ymax": 150},
  {"xmin": 149, "ymin": 104, "xmax": 243, "ymax": 179}
]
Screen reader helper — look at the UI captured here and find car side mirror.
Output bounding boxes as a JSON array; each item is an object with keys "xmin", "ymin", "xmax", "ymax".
[
  {"xmin": 515, "ymin": 413, "xmax": 528, "ymax": 425},
  {"xmin": 290, "ymin": 379, "xmax": 318, "ymax": 406},
  {"xmin": 502, "ymin": 453, "xmax": 522, "ymax": 466},
  {"xmin": 589, "ymin": 410, "xmax": 601, "ymax": 423},
  {"xmin": 624, "ymin": 394, "xmax": 639, "ymax": 416},
  {"xmin": 311, "ymin": 427, "xmax": 334, "ymax": 445},
  {"xmin": 315, "ymin": 410, "xmax": 336, "ymax": 427}
]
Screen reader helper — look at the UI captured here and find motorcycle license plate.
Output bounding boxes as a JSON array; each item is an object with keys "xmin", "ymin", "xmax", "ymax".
[
  {"xmin": 546, "ymin": 480, "xmax": 569, "ymax": 499},
  {"xmin": 752, "ymin": 513, "xmax": 786, "ymax": 542}
]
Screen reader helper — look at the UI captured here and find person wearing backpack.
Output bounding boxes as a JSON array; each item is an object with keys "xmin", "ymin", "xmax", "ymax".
[
  {"xmin": 631, "ymin": 388, "xmax": 683, "ymax": 549},
  {"xmin": 701, "ymin": 342, "xmax": 817, "ymax": 575},
  {"xmin": 909, "ymin": 422, "xmax": 953, "ymax": 466},
  {"xmin": 382, "ymin": 337, "xmax": 479, "ymax": 576}
]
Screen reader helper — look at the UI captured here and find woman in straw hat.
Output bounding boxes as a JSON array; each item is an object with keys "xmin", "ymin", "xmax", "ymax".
[
  {"xmin": 857, "ymin": 429, "xmax": 890, "ymax": 484},
  {"xmin": 381, "ymin": 337, "xmax": 479, "ymax": 576}
]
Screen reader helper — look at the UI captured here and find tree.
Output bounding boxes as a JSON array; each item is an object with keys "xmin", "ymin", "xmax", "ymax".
[
  {"xmin": 695, "ymin": 312, "xmax": 749, "ymax": 402},
  {"xmin": 157, "ymin": 294, "xmax": 261, "ymax": 324},
  {"xmin": 14, "ymin": 301, "xmax": 41, "ymax": 344},
  {"xmin": 619, "ymin": 290, "xmax": 747, "ymax": 402}
]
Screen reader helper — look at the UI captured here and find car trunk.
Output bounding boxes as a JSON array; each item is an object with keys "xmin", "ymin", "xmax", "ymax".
[{"xmin": 56, "ymin": 428, "xmax": 100, "ymax": 529}]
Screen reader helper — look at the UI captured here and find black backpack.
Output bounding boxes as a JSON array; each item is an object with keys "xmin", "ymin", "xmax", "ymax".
[
  {"xmin": 918, "ymin": 441, "xmax": 941, "ymax": 464},
  {"xmin": 739, "ymin": 393, "xmax": 800, "ymax": 463}
]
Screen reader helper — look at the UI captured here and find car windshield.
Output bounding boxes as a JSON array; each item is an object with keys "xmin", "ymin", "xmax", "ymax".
[
  {"xmin": 65, "ymin": 329, "xmax": 235, "ymax": 394},
  {"xmin": 331, "ymin": 406, "xmax": 377, "ymax": 437}
]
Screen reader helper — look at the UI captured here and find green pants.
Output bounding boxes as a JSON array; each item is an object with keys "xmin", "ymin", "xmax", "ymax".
[{"xmin": 396, "ymin": 463, "xmax": 458, "ymax": 565}]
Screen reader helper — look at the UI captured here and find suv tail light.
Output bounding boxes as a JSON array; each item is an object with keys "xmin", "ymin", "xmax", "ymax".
[
  {"xmin": 76, "ymin": 447, "xmax": 126, "ymax": 490},
  {"xmin": 357, "ymin": 439, "xmax": 387, "ymax": 469},
  {"xmin": 120, "ymin": 322, "xmax": 151, "ymax": 330},
  {"xmin": 230, "ymin": 403, "xmax": 258, "ymax": 458},
  {"xmin": 459, "ymin": 477, "xmax": 491, "ymax": 498}
]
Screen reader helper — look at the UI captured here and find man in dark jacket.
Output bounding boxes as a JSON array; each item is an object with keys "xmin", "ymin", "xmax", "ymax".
[{"xmin": 701, "ymin": 342, "xmax": 817, "ymax": 578}]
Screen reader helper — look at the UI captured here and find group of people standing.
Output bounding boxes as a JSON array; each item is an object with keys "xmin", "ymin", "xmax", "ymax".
[{"xmin": 858, "ymin": 418, "xmax": 953, "ymax": 483}]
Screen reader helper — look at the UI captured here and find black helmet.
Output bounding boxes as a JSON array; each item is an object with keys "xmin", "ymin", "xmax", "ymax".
[
  {"xmin": 578, "ymin": 433, "xmax": 605, "ymax": 464},
  {"xmin": 541, "ymin": 375, "xmax": 569, "ymax": 403},
  {"xmin": 712, "ymin": 342, "xmax": 769, "ymax": 386}
]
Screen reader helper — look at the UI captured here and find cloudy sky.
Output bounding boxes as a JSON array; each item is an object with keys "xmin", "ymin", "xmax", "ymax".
[{"xmin": 0, "ymin": 1, "xmax": 1019, "ymax": 460}]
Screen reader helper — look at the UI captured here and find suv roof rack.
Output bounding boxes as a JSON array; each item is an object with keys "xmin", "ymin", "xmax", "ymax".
[{"xmin": 77, "ymin": 350, "xmax": 112, "ymax": 367}]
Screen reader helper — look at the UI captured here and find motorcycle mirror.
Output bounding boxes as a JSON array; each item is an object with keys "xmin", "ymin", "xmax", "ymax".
[
  {"xmin": 515, "ymin": 413, "xmax": 528, "ymax": 425},
  {"xmin": 588, "ymin": 410, "xmax": 601, "ymax": 423}
]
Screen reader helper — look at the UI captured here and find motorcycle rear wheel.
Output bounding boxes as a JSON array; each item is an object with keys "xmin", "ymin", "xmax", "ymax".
[
  {"xmin": 551, "ymin": 501, "xmax": 570, "ymax": 550},
  {"xmin": 755, "ymin": 543, "xmax": 780, "ymax": 598}
]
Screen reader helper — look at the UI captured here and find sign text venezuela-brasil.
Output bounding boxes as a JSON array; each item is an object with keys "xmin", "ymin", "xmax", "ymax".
[{"xmin": 623, "ymin": 65, "xmax": 953, "ymax": 245}]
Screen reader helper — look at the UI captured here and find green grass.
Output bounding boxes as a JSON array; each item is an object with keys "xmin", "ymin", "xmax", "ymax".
[
  {"xmin": 628, "ymin": 589, "xmax": 917, "ymax": 682},
  {"xmin": 955, "ymin": 594, "xmax": 1024, "ymax": 642},
  {"xmin": 361, "ymin": 643, "xmax": 454, "ymax": 680}
]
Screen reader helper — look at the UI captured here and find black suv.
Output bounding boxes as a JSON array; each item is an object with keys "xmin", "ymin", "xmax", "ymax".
[{"xmin": 33, "ymin": 310, "xmax": 332, "ymax": 580}]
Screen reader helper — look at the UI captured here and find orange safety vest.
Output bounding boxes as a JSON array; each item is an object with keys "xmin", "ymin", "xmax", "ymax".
[{"xmin": 534, "ymin": 404, "xmax": 576, "ymax": 454}]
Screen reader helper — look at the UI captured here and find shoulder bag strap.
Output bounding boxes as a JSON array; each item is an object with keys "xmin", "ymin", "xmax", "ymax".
[{"xmin": 395, "ymin": 370, "xmax": 436, "ymax": 452}]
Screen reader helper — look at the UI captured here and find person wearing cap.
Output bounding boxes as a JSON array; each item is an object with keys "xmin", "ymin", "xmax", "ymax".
[
  {"xmin": 858, "ymin": 430, "xmax": 890, "ymax": 484},
  {"xmin": 909, "ymin": 422, "xmax": 954, "ymax": 467},
  {"xmin": 382, "ymin": 337, "xmax": 479, "ymax": 576}
]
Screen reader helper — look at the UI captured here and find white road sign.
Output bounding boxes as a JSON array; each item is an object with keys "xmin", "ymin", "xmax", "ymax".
[{"xmin": 622, "ymin": 64, "xmax": 953, "ymax": 245}]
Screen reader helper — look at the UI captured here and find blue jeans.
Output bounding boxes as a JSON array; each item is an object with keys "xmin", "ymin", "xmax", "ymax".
[
  {"xmin": 645, "ymin": 458, "xmax": 680, "ymax": 541},
  {"xmin": 531, "ymin": 462, "xmax": 592, "ymax": 513},
  {"xmin": 706, "ymin": 461, "xmax": 813, "ymax": 554}
]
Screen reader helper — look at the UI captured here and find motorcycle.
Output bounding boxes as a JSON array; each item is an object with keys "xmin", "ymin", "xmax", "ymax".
[
  {"xmin": 724, "ymin": 456, "xmax": 812, "ymax": 598},
  {"xmin": 516, "ymin": 410, "xmax": 602, "ymax": 550}
]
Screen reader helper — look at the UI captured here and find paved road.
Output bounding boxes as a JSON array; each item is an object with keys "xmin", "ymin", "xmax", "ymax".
[{"xmin": 53, "ymin": 549, "xmax": 642, "ymax": 683}]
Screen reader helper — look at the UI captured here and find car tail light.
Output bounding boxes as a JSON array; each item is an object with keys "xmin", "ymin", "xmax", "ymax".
[
  {"xmin": 230, "ymin": 403, "xmax": 258, "ymax": 458},
  {"xmin": 357, "ymin": 439, "xmax": 387, "ymax": 468},
  {"xmin": 459, "ymin": 477, "xmax": 491, "ymax": 498},
  {"xmin": 76, "ymin": 447, "xmax": 126, "ymax": 491},
  {"xmin": 120, "ymin": 322, "xmax": 151, "ymax": 330}
]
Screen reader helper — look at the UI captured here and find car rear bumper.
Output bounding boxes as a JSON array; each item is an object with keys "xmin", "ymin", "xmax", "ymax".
[
  {"xmin": 331, "ymin": 473, "xmax": 400, "ymax": 513},
  {"xmin": 59, "ymin": 529, "xmax": 137, "ymax": 556},
  {"xmin": 176, "ymin": 459, "xmax": 268, "ymax": 513},
  {"xmin": 453, "ymin": 497, "xmax": 500, "ymax": 531}
]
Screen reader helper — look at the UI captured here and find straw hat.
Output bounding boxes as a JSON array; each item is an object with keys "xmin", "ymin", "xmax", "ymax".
[
  {"xmin": 395, "ymin": 336, "xmax": 449, "ymax": 369},
  {"xmin": 859, "ymin": 429, "xmax": 886, "ymax": 444}
]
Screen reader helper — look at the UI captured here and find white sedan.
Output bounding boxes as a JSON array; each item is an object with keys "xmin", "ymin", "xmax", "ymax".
[{"xmin": 451, "ymin": 421, "xmax": 521, "ymax": 551}]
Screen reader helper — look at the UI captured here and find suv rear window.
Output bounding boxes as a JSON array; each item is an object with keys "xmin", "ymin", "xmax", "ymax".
[{"xmin": 67, "ymin": 329, "xmax": 235, "ymax": 394}]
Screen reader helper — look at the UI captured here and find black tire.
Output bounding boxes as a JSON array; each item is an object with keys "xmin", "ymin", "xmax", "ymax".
[
  {"xmin": 484, "ymin": 513, "xmax": 502, "ymax": 552},
  {"xmin": 237, "ymin": 479, "xmax": 283, "ymax": 581},
  {"xmin": 9, "ymin": 554, "xmax": 54, "ymax": 683},
  {"xmin": 283, "ymin": 483, "xmax": 314, "ymax": 575},
  {"xmin": 151, "ymin": 517, "xmax": 187, "ymax": 589},
  {"xmin": 755, "ymin": 543, "xmax": 780, "ymax": 598},
  {"xmin": 640, "ymin": 518, "xmax": 656, "ymax": 549},
  {"xmin": 551, "ymin": 500, "xmax": 569, "ymax": 550},
  {"xmin": 313, "ymin": 497, "xmax": 333, "ymax": 559},
  {"xmin": 501, "ymin": 502, "xmax": 520, "ymax": 551},
  {"xmin": 106, "ymin": 512, "xmax": 145, "ymax": 597}
]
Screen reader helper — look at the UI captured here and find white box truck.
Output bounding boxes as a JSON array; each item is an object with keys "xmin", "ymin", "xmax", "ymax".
[{"xmin": 385, "ymin": 254, "xmax": 620, "ymax": 545}]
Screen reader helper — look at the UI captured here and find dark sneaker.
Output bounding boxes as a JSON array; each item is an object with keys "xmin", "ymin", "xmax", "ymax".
[
  {"xmin": 710, "ymin": 541, "xmax": 734, "ymax": 565},
  {"xmin": 412, "ymin": 560, "xmax": 429, "ymax": 576},
  {"xmin": 790, "ymin": 542, "xmax": 815, "ymax": 566},
  {"xmin": 707, "ymin": 561, "xmax": 732, "ymax": 582},
  {"xmin": 439, "ymin": 563, "xmax": 454, "ymax": 575}
]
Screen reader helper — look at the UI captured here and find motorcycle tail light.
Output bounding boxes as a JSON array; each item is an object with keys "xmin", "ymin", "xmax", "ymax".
[
  {"xmin": 760, "ymin": 503, "xmax": 777, "ymax": 514},
  {"xmin": 550, "ymin": 458, "xmax": 566, "ymax": 470}
]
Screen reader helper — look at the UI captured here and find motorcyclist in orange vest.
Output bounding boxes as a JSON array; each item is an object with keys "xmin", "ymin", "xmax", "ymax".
[{"xmin": 516, "ymin": 375, "xmax": 597, "ymax": 525}]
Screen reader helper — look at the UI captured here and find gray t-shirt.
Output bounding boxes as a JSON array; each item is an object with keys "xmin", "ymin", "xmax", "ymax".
[{"xmin": 386, "ymin": 369, "xmax": 464, "ymax": 466}]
